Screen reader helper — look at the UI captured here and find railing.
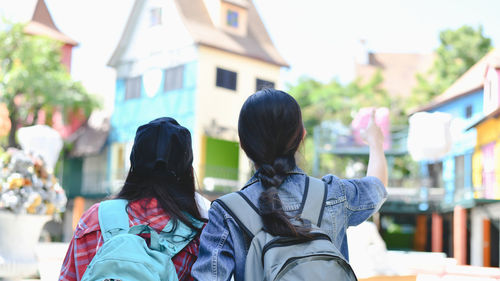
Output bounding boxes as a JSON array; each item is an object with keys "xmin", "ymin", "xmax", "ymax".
[
  {"xmin": 313, "ymin": 122, "xmax": 409, "ymax": 156},
  {"xmin": 386, "ymin": 186, "xmax": 446, "ymax": 204}
]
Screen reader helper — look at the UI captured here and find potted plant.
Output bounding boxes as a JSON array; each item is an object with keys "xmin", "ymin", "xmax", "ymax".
[{"xmin": 0, "ymin": 126, "xmax": 67, "ymax": 279}]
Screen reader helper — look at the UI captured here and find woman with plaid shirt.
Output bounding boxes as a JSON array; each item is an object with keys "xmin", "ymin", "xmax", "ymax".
[{"xmin": 59, "ymin": 117, "xmax": 206, "ymax": 281}]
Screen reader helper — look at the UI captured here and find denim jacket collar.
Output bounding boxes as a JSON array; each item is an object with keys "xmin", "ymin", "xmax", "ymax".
[{"xmin": 242, "ymin": 166, "xmax": 305, "ymax": 190}]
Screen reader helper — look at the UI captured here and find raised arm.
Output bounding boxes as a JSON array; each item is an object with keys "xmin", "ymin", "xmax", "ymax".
[{"xmin": 362, "ymin": 110, "xmax": 388, "ymax": 187}]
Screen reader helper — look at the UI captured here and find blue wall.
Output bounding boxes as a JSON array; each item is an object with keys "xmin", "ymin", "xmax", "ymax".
[
  {"xmin": 426, "ymin": 89, "xmax": 483, "ymax": 204},
  {"xmin": 430, "ymin": 90, "xmax": 483, "ymax": 120},
  {"xmin": 110, "ymin": 61, "xmax": 198, "ymax": 143}
]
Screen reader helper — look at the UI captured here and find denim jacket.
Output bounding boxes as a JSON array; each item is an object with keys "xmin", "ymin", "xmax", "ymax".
[{"xmin": 191, "ymin": 167, "xmax": 387, "ymax": 281}]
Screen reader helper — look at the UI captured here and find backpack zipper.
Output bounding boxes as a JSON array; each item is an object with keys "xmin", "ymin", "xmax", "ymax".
[
  {"xmin": 261, "ymin": 233, "xmax": 331, "ymax": 265},
  {"xmin": 274, "ymin": 254, "xmax": 357, "ymax": 281}
]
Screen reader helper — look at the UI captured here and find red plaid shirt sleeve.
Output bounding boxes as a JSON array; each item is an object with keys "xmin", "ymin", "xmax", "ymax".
[{"xmin": 59, "ymin": 199, "xmax": 201, "ymax": 281}]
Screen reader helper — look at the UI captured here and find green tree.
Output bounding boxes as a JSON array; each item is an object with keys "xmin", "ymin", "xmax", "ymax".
[
  {"xmin": 288, "ymin": 71, "xmax": 393, "ymax": 175},
  {"xmin": 411, "ymin": 25, "xmax": 492, "ymax": 106},
  {"xmin": 288, "ymin": 70, "xmax": 391, "ymax": 135},
  {"xmin": 0, "ymin": 23, "xmax": 99, "ymax": 147}
]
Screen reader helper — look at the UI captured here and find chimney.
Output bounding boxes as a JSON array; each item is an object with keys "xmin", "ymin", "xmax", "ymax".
[{"xmin": 355, "ymin": 39, "xmax": 369, "ymax": 65}]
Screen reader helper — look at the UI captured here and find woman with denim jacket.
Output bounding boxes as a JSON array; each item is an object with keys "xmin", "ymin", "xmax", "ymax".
[{"xmin": 192, "ymin": 89, "xmax": 388, "ymax": 281}]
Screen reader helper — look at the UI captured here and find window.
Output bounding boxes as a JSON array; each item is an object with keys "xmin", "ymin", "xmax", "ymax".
[
  {"xmin": 164, "ymin": 65, "xmax": 184, "ymax": 92},
  {"xmin": 454, "ymin": 155, "xmax": 465, "ymax": 201},
  {"xmin": 125, "ymin": 77, "xmax": 142, "ymax": 100},
  {"xmin": 216, "ymin": 68, "xmax": 237, "ymax": 90},
  {"xmin": 256, "ymin": 79, "xmax": 275, "ymax": 91},
  {"xmin": 220, "ymin": 1, "xmax": 247, "ymax": 36},
  {"xmin": 150, "ymin": 7, "xmax": 162, "ymax": 26},
  {"xmin": 488, "ymin": 80, "xmax": 493, "ymax": 102},
  {"xmin": 226, "ymin": 10, "xmax": 239, "ymax": 27},
  {"xmin": 427, "ymin": 162, "xmax": 443, "ymax": 188},
  {"xmin": 465, "ymin": 105, "xmax": 473, "ymax": 119}
]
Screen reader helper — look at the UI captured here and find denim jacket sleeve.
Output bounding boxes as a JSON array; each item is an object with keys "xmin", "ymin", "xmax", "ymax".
[
  {"xmin": 340, "ymin": 176, "xmax": 387, "ymax": 226},
  {"xmin": 191, "ymin": 201, "xmax": 236, "ymax": 281}
]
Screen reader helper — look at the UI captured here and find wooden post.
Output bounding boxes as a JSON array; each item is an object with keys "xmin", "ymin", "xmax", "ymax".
[
  {"xmin": 72, "ymin": 196, "xmax": 85, "ymax": 230},
  {"xmin": 483, "ymin": 219, "xmax": 491, "ymax": 267},
  {"xmin": 432, "ymin": 212, "xmax": 443, "ymax": 252},
  {"xmin": 453, "ymin": 206, "xmax": 467, "ymax": 265},
  {"xmin": 414, "ymin": 215, "xmax": 427, "ymax": 251}
]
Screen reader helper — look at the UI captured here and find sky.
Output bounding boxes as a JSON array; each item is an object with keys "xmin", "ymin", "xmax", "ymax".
[{"xmin": 39, "ymin": 0, "xmax": 500, "ymax": 110}]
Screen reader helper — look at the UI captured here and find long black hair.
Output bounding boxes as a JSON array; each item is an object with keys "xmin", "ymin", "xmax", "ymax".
[
  {"xmin": 117, "ymin": 166, "xmax": 204, "ymax": 231},
  {"xmin": 117, "ymin": 118, "xmax": 205, "ymax": 232},
  {"xmin": 238, "ymin": 88, "xmax": 310, "ymax": 238}
]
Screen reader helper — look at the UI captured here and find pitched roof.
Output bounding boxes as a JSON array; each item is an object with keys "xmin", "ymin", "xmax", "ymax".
[
  {"xmin": 417, "ymin": 49, "xmax": 500, "ymax": 112},
  {"xmin": 108, "ymin": 0, "xmax": 288, "ymax": 67},
  {"xmin": 24, "ymin": 21, "xmax": 78, "ymax": 45},
  {"xmin": 25, "ymin": 0, "xmax": 78, "ymax": 45},
  {"xmin": 355, "ymin": 52, "xmax": 434, "ymax": 98},
  {"xmin": 31, "ymin": 0, "xmax": 58, "ymax": 30},
  {"xmin": 0, "ymin": 0, "xmax": 77, "ymax": 45}
]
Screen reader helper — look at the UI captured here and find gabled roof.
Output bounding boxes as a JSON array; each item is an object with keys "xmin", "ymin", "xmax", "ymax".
[
  {"xmin": 108, "ymin": 0, "xmax": 288, "ymax": 68},
  {"xmin": 356, "ymin": 52, "xmax": 434, "ymax": 98},
  {"xmin": 417, "ymin": 49, "xmax": 500, "ymax": 112},
  {"xmin": 0, "ymin": 0, "xmax": 77, "ymax": 45}
]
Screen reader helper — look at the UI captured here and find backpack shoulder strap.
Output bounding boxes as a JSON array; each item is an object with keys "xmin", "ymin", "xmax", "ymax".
[
  {"xmin": 98, "ymin": 199, "xmax": 130, "ymax": 242},
  {"xmin": 300, "ymin": 176, "xmax": 328, "ymax": 227},
  {"xmin": 215, "ymin": 191, "xmax": 263, "ymax": 238},
  {"xmin": 156, "ymin": 216, "xmax": 205, "ymax": 256}
]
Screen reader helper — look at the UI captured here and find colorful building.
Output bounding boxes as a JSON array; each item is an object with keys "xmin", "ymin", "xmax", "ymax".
[
  {"xmin": 465, "ymin": 50, "xmax": 500, "ymax": 267},
  {"xmin": 67, "ymin": 0, "xmax": 288, "ymax": 199},
  {"xmin": 416, "ymin": 49, "xmax": 500, "ymax": 266},
  {"xmin": 0, "ymin": 0, "xmax": 82, "ymax": 138},
  {"xmin": 355, "ymin": 45, "xmax": 434, "ymax": 99},
  {"xmin": 0, "ymin": 0, "xmax": 78, "ymax": 70}
]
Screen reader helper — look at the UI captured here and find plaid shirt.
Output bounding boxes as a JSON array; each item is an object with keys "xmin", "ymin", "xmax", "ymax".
[{"xmin": 59, "ymin": 198, "xmax": 201, "ymax": 281}]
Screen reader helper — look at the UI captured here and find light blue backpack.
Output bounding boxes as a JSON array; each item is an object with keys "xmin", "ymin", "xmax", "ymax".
[{"xmin": 81, "ymin": 199, "xmax": 202, "ymax": 281}]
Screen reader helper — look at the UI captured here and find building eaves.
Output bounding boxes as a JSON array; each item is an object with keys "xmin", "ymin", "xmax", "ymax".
[
  {"xmin": 414, "ymin": 49, "xmax": 500, "ymax": 113},
  {"xmin": 108, "ymin": 0, "xmax": 289, "ymax": 68},
  {"xmin": 28, "ymin": 0, "xmax": 78, "ymax": 46},
  {"xmin": 466, "ymin": 107, "xmax": 500, "ymax": 131}
]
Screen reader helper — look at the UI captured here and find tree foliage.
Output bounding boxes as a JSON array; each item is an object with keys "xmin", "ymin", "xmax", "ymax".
[
  {"xmin": 288, "ymin": 72, "xmax": 395, "ymax": 176},
  {"xmin": 411, "ymin": 25, "xmax": 492, "ymax": 106},
  {"xmin": 289, "ymin": 25, "xmax": 492, "ymax": 180},
  {"xmin": 0, "ymin": 23, "xmax": 100, "ymax": 147},
  {"xmin": 288, "ymin": 71, "xmax": 391, "ymax": 135}
]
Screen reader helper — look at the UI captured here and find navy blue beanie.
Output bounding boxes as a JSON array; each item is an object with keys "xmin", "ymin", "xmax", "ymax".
[{"xmin": 130, "ymin": 117, "xmax": 193, "ymax": 178}]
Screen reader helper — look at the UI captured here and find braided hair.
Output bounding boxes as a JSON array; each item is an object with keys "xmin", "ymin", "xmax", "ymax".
[{"xmin": 238, "ymin": 89, "xmax": 310, "ymax": 237}]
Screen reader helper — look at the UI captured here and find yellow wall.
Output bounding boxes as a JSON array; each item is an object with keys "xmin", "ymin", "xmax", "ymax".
[
  {"xmin": 476, "ymin": 117, "xmax": 500, "ymax": 147},
  {"xmin": 474, "ymin": 116, "xmax": 500, "ymax": 199},
  {"xmin": 472, "ymin": 149, "xmax": 483, "ymax": 198},
  {"xmin": 194, "ymin": 45, "xmax": 282, "ymax": 185},
  {"xmin": 495, "ymin": 142, "xmax": 500, "ymax": 199}
]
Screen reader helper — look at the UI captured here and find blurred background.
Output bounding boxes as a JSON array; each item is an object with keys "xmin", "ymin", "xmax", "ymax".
[{"xmin": 1, "ymin": 0, "xmax": 500, "ymax": 280}]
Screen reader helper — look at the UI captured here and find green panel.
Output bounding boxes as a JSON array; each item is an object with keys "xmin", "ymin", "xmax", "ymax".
[
  {"xmin": 382, "ymin": 232, "xmax": 414, "ymax": 250},
  {"xmin": 62, "ymin": 158, "xmax": 83, "ymax": 198},
  {"xmin": 205, "ymin": 137, "xmax": 239, "ymax": 180}
]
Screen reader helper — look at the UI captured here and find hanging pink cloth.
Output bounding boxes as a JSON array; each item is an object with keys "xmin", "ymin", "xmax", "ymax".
[{"xmin": 351, "ymin": 107, "xmax": 391, "ymax": 150}]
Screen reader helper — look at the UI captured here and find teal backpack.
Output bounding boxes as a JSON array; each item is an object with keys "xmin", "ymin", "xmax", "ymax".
[
  {"xmin": 80, "ymin": 199, "xmax": 202, "ymax": 281},
  {"xmin": 217, "ymin": 176, "xmax": 357, "ymax": 281}
]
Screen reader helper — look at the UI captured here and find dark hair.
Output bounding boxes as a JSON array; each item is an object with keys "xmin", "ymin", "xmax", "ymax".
[
  {"xmin": 117, "ymin": 166, "xmax": 204, "ymax": 232},
  {"xmin": 238, "ymin": 88, "xmax": 310, "ymax": 237},
  {"xmin": 117, "ymin": 118, "xmax": 205, "ymax": 232}
]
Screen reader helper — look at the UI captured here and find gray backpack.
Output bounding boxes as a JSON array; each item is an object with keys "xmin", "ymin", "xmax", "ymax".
[{"xmin": 216, "ymin": 176, "xmax": 357, "ymax": 281}]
